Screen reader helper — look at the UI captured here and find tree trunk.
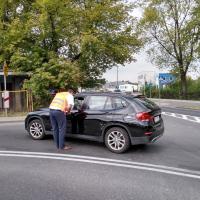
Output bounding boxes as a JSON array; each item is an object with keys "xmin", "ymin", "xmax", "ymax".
[
  {"xmin": 49, "ymin": 13, "xmax": 58, "ymax": 53},
  {"xmin": 180, "ymin": 71, "xmax": 187, "ymax": 99}
]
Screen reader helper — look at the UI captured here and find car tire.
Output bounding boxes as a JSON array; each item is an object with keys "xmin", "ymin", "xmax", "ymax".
[
  {"xmin": 28, "ymin": 119, "xmax": 45, "ymax": 140},
  {"xmin": 105, "ymin": 127, "xmax": 130, "ymax": 153}
]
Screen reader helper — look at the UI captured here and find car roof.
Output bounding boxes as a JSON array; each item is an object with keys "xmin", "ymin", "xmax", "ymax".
[{"xmin": 75, "ymin": 92, "xmax": 144, "ymax": 99}]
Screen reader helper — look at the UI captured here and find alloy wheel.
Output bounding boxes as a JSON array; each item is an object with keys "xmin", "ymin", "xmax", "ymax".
[
  {"xmin": 107, "ymin": 130, "xmax": 126, "ymax": 151},
  {"xmin": 29, "ymin": 120, "xmax": 44, "ymax": 139}
]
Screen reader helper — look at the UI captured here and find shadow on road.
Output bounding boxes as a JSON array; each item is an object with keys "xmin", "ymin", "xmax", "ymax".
[{"xmin": 42, "ymin": 134, "xmax": 164, "ymax": 154}]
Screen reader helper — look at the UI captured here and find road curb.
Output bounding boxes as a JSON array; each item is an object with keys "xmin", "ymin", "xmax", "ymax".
[
  {"xmin": 0, "ymin": 117, "xmax": 25, "ymax": 124},
  {"xmin": 161, "ymin": 106, "xmax": 200, "ymax": 110},
  {"xmin": 151, "ymin": 99, "xmax": 200, "ymax": 110},
  {"xmin": 0, "ymin": 120, "xmax": 24, "ymax": 124}
]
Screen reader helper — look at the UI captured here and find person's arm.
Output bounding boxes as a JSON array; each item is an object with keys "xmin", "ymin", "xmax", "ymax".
[{"xmin": 66, "ymin": 94, "xmax": 74, "ymax": 113}]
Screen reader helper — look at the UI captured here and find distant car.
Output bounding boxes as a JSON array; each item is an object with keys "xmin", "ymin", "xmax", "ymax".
[
  {"xmin": 25, "ymin": 92, "xmax": 164, "ymax": 153},
  {"xmin": 113, "ymin": 89, "xmax": 121, "ymax": 93}
]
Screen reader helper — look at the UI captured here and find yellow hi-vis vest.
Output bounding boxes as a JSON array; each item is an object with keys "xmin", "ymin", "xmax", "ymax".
[{"xmin": 49, "ymin": 92, "xmax": 69, "ymax": 112}]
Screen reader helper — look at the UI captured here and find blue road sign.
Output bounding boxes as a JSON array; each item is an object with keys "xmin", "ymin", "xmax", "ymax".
[{"xmin": 159, "ymin": 73, "xmax": 175, "ymax": 85}]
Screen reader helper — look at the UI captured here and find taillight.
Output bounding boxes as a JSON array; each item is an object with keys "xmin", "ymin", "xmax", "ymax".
[{"xmin": 136, "ymin": 112, "xmax": 153, "ymax": 122}]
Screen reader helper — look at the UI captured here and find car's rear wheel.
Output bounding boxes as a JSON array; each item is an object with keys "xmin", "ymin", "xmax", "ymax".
[
  {"xmin": 28, "ymin": 119, "xmax": 45, "ymax": 140},
  {"xmin": 105, "ymin": 127, "xmax": 130, "ymax": 153}
]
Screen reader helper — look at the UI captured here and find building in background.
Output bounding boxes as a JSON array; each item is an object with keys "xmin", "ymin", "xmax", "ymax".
[
  {"xmin": 137, "ymin": 71, "xmax": 176, "ymax": 91},
  {"xmin": 119, "ymin": 83, "xmax": 138, "ymax": 93},
  {"xmin": 103, "ymin": 81, "xmax": 138, "ymax": 92}
]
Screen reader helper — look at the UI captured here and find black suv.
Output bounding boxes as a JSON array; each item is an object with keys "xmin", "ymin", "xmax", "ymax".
[{"xmin": 25, "ymin": 92, "xmax": 164, "ymax": 153}]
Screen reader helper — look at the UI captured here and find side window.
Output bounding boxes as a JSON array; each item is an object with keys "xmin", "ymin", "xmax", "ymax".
[
  {"xmin": 73, "ymin": 96, "xmax": 85, "ymax": 110},
  {"xmin": 86, "ymin": 96, "xmax": 107, "ymax": 110},
  {"xmin": 104, "ymin": 97, "xmax": 114, "ymax": 110},
  {"xmin": 113, "ymin": 98, "xmax": 127, "ymax": 109}
]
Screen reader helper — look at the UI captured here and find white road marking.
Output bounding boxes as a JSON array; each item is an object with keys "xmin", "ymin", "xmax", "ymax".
[
  {"xmin": 0, "ymin": 151, "xmax": 200, "ymax": 180},
  {"xmin": 181, "ymin": 114, "xmax": 187, "ymax": 120},
  {"xmin": 162, "ymin": 112, "xmax": 200, "ymax": 124},
  {"xmin": 1, "ymin": 150, "xmax": 199, "ymax": 174},
  {"xmin": 194, "ymin": 117, "xmax": 200, "ymax": 123},
  {"xmin": 170, "ymin": 113, "xmax": 176, "ymax": 117}
]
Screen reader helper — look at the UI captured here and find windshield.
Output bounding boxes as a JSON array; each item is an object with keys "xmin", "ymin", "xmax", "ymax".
[
  {"xmin": 127, "ymin": 96, "xmax": 160, "ymax": 110},
  {"xmin": 135, "ymin": 97, "xmax": 159, "ymax": 110}
]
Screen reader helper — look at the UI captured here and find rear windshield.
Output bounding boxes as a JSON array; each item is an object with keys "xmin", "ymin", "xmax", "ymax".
[
  {"xmin": 135, "ymin": 98, "xmax": 159, "ymax": 109},
  {"xmin": 127, "ymin": 96, "xmax": 159, "ymax": 110}
]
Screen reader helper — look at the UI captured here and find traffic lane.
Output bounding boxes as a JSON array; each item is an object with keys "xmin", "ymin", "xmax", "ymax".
[
  {"xmin": 0, "ymin": 117, "xmax": 200, "ymax": 170},
  {"xmin": 0, "ymin": 122, "xmax": 57, "ymax": 152},
  {"xmin": 162, "ymin": 107, "xmax": 200, "ymax": 117},
  {"xmin": 153, "ymin": 115, "xmax": 200, "ymax": 171},
  {"xmin": 0, "ymin": 157, "xmax": 199, "ymax": 200}
]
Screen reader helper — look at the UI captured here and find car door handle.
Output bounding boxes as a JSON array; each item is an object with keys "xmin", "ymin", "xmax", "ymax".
[{"xmin": 106, "ymin": 115, "xmax": 113, "ymax": 118}]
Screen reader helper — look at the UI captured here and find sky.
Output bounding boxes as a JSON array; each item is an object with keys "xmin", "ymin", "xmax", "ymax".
[
  {"xmin": 103, "ymin": 51, "xmax": 200, "ymax": 82},
  {"xmin": 103, "ymin": 2, "xmax": 200, "ymax": 83},
  {"xmin": 103, "ymin": 52, "xmax": 159, "ymax": 83},
  {"xmin": 103, "ymin": 2, "xmax": 158, "ymax": 83}
]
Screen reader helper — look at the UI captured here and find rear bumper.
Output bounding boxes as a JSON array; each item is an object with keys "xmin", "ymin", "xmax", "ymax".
[{"xmin": 130, "ymin": 123, "xmax": 164, "ymax": 145}]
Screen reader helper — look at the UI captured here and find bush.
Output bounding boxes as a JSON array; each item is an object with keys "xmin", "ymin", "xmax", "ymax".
[{"xmin": 143, "ymin": 77, "xmax": 200, "ymax": 100}]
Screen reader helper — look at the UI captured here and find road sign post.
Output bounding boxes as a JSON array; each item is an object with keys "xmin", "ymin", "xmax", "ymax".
[
  {"xmin": 2, "ymin": 91, "xmax": 10, "ymax": 108},
  {"xmin": 149, "ymin": 82, "xmax": 152, "ymax": 98},
  {"xmin": 3, "ymin": 62, "xmax": 9, "ymax": 116}
]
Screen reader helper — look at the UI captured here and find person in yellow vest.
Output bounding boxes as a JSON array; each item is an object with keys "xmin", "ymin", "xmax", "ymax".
[{"xmin": 49, "ymin": 88, "xmax": 74, "ymax": 150}]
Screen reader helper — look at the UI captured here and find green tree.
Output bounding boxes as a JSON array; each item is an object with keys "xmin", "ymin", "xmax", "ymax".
[
  {"xmin": 0, "ymin": 0, "xmax": 141, "ymax": 104},
  {"xmin": 138, "ymin": 0, "xmax": 200, "ymax": 99},
  {"xmin": 194, "ymin": 1, "xmax": 200, "ymax": 57}
]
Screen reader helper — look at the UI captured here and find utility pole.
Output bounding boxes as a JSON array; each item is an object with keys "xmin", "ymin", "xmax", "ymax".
[
  {"xmin": 3, "ymin": 61, "xmax": 8, "ymax": 91},
  {"xmin": 144, "ymin": 74, "xmax": 146, "ymax": 96},
  {"xmin": 116, "ymin": 65, "xmax": 119, "ymax": 89},
  {"xmin": 149, "ymin": 82, "xmax": 152, "ymax": 98}
]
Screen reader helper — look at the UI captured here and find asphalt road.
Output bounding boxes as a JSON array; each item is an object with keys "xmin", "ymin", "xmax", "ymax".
[{"xmin": 0, "ymin": 108, "xmax": 200, "ymax": 200}]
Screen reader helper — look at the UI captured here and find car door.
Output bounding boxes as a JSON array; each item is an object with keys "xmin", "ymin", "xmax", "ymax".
[
  {"xmin": 80, "ymin": 95, "xmax": 113, "ymax": 136},
  {"xmin": 111, "ymin": 97, "xmax": 129, "ymax": 121},
  {"xmin": 66, "ymin": 96, "xmax": 86, "ymax": 135}
]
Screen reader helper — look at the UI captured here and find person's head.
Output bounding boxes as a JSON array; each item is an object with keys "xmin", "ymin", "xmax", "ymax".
[
  {"xmin": 68, "ymin": 88, "xmax": 75, "ymax": 95},
  {"xmin": 59, "ymin": 88, "xmax": 66, "ymax": 92}
]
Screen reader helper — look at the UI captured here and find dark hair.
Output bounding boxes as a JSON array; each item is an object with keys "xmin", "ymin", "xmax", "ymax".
[
  {"xmin": 59, "ymin": 88, "xmax": 66, "ymax": 92},
  {"xmin": 68, "ymin": 88, "xmax": 75, "ymax": 94}
]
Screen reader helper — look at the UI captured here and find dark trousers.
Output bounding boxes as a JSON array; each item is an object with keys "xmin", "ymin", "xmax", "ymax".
[{"xmin": 50, "ymin": 109, "xmax": 67, "ymax": 149}]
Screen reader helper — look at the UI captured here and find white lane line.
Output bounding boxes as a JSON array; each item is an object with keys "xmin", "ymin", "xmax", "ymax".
[
  {"xmin": 181, "ymin": 114, "xmax": 187, "ymax": 120},
  {"xmin": 162, "ymin": 112, "xmax": 200, "ymax": 124},
  {"xmin": 0, "ymin": 153, "xmax": 200, "ymax": 180},
  {"xmin": 0, "ymin": 151, "xmax": 200, "ymax": 179},
  {"xmin": 1, "ymin": 150, "xmax": 200, "ymax": 175},
  {"xmin": 170, "ymin": 113, "xmax": 176, "ymax": 117},
  {"xmin": 194, "ymin": 117, "xmax": 200, "ymax": 123}
]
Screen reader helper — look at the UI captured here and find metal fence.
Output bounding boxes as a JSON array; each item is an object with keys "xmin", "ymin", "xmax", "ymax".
[{"xmin": 0, "ymin": 90, "xmax": 33, "ymax": 116}]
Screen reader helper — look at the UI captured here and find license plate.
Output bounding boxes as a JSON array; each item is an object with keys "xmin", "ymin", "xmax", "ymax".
[{"xmin": 154, "ymin": 116, "xmax": 160, "ymax": 123}]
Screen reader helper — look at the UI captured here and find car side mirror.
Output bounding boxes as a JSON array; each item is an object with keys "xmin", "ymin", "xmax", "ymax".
[{"xmin": 81, "ymin": 103, "xmax": 88, "ymax": 111}]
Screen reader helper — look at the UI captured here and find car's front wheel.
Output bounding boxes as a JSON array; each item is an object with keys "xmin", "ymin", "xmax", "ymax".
[
  {"xmin": 105, "ymin": 127, "xmax": 130, "ymax": 153},
  {"xmin": 28, "ymin": 119, "xmax": 45, "ymax": 140}
]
